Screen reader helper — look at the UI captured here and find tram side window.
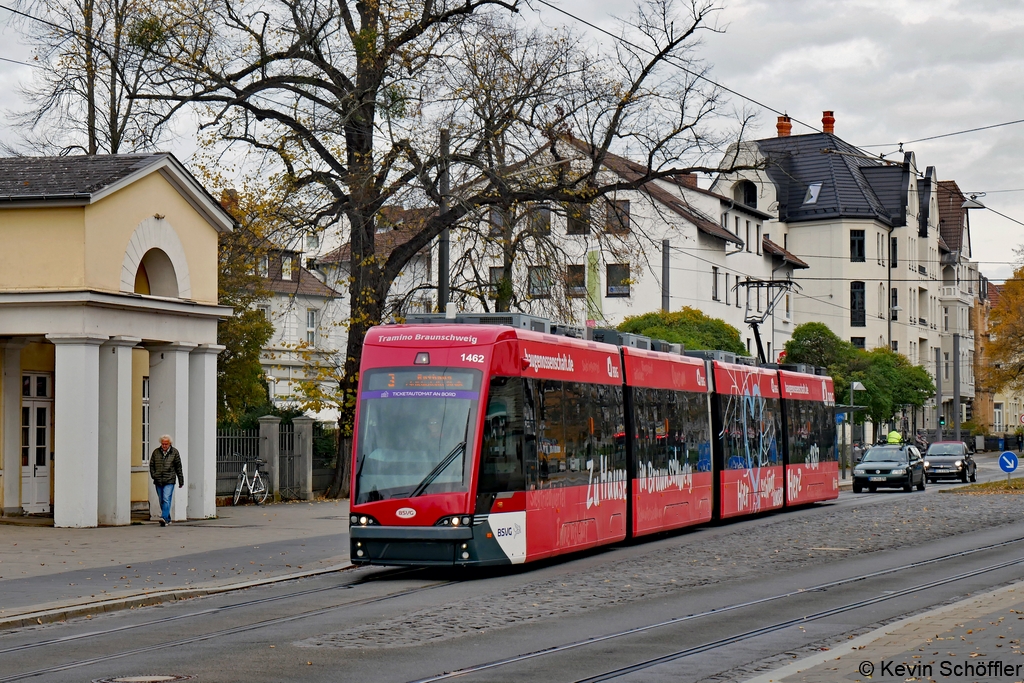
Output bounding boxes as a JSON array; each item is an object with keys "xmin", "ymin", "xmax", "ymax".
[
  {"xmin": 787, "ymin": 400, "xmax": 837, "ymax": 464},
  {"xmin": 561, "ymin": 381, "xmax": 589, "ymax": 486},
  {"xmin": 632, "ymin": 388, "xmax": 710, "ymax": 475},
  {"xmin": 479, "ymin": 377, "xmax": 526, "ymax": 494},
  {"xmin": 719, "ymin": 393, "xmax": 782, "ymax": 469},
  {"xmin": 536, "ymin": 379, "xmax": 566, "ymax": 486}
]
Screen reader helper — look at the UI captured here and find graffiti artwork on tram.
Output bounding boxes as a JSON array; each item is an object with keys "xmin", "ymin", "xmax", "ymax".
[
  {"xmin": 720, "ymin": 368, "xmax": 782, "ymax": 513},
  {"xmin": 637, "ymin": 457, "xmax": 694, "ymax": 494}
]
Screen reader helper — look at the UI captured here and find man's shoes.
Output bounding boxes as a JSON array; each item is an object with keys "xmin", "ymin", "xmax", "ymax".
[
  {"xmin": 159, "ymin": 519, "xmax": 166, "ymax": 527},
  {"xmin": 166, "ymin": 520, "xmax": 172, "ymax": 526}
]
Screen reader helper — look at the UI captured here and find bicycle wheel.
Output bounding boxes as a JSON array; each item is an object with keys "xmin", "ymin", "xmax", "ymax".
[
  {"xmin": 233, "ymin": 474, "xmax": 245, "ymax": 506},
  {"xmin": 251, "ymin": 472, "xmax": 270, "ymax": 505}
]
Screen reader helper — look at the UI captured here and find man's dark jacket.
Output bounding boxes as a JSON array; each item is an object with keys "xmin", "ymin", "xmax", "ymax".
[{"xmin": 150, "ymin": 446, "xmax": 184, "ymax": 486}]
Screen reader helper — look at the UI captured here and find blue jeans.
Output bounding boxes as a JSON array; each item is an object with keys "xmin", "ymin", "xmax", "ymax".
[{"xmin": 156, "ymin": 483, "xmax": 175, "ymax": 522}]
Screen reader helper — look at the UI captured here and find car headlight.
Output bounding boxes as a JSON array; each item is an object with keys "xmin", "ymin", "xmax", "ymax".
[
  {"xmin": 890, "ymin": 468, "xmax": 906, "ymax": 475},
  {"xmin": 923, "ymin": 460, "xmax": 930, "ymax": 468},
  {"xmin": 955, "ymin": 460, "xmax": 963, "ymax": 468}
]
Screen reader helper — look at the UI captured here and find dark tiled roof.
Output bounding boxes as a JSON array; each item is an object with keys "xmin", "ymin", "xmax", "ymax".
[
  {"xmin": 936, "ymin": 180, "xmax": 966, "ymax": 251},
  {"xmin": 762, "ymin": 237, "xmax": 809, "ymax": 269},
  {"xmin": 595, "ymin": 151, "xmax": 743, "ymax": 245},
  {"xmin": 0, "ymin": 154, "xmax": 169, "ymax": 201},
  {"xmin": 754, "ymin": 133, "xmax": 910, "ymax": 227},
  {"xmin": 265, "ymin": 265, "xmax": 338, "ymax": 298},
  {"xmin": 319, "ymin": 206, "xmax": 434, "ymax": 264}
]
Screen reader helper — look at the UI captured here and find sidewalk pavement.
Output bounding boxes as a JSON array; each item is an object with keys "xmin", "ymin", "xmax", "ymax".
[
  {"xmin": 745, "ymin": 579, "xmax": 1024, "ymax": 682},
  {"xmin": 0, "ymin": 499, "xmax": 352, "ymax": 630}
]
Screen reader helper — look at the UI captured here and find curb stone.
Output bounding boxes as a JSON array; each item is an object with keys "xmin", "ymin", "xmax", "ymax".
[{"xmin": 0, "ymin": 562, "xmax": 355, "ymax": 632}]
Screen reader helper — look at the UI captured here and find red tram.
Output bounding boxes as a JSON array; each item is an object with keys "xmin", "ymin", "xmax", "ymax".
[{"xmin": 349, "ymin": 322, "xmax": 837, "ymax": 567}]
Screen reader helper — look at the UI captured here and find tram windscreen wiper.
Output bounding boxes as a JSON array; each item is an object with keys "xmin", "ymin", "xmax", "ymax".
[{"xmin": 409, "ymin": 441, "xmax": 466, "ymax": 498}]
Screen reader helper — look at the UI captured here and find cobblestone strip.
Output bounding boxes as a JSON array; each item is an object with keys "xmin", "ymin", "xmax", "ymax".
[{"xmin": 299, "ymin": 495, "xmax": 1020, "ymax": 649}]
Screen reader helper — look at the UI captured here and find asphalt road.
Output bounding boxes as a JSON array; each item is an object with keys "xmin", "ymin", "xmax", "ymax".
[{"xmin": 2, "ymin": 454, "xmax": 1021, "ymax": 683}]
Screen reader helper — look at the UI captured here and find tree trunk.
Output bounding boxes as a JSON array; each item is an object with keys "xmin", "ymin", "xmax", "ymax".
[{"xmin": 83, "ymin": 0, "xmax": 97, "ymax": 154}]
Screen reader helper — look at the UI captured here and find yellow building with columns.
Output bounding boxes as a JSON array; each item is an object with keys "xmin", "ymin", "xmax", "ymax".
[{"xmin": 0, "ymin": 154, "xmax": 233, "ymax": 527}]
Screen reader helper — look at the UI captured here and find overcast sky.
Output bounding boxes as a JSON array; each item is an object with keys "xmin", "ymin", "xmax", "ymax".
[{"xmin": 2, "ymin": 0, "xmax": 1022, "ymax": 281}]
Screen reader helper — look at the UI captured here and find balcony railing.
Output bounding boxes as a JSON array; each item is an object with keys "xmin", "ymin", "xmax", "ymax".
[{"xmin": 918, "ymin": 265, "xmax": 927, "ymax": 275}]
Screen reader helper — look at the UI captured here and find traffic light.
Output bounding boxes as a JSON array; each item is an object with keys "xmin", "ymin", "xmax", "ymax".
[{"xmin": 939, "ymin": 416, "xmax": 946, "ymax": 426}]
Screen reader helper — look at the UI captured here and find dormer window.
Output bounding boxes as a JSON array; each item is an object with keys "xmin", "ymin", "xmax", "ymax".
[
  {"xmin": 803, "ymin": 182, "xmax": 822, "ymax": 205},
  {"xmin": 282, "ymin": 256, "xmax": 293, "ymax": 281}
]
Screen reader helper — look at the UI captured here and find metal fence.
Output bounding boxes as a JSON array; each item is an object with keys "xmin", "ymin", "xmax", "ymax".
[{"xmin": 216, "ymin": 428, "xmax": 260, "ymax": 496}]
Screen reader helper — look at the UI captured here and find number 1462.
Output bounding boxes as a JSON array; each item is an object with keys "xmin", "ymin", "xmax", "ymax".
[{"xmin": 461, "ymin": 353, "xmax": 485, "ymax": 363}]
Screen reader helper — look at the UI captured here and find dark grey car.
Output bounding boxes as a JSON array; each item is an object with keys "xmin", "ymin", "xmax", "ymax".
[
  {"xmin": 924, "ymin": 441, "xmax": 977, "ymax": 483},
  {"xmin": 852, "ymin": 445, "xmax": 926, "ymax": 493}
]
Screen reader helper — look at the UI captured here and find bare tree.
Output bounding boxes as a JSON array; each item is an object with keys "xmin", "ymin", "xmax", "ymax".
[
  {"xmin": 140, "ymin": 0, "xmax": 756, "ymax": 496},
  {"xmin": 7, "ymin": 0, "xmax": 177, "ymax": 154}
]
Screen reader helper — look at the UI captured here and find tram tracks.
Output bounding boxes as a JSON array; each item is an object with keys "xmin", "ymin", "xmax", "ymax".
[
  {"xmin": 0, "ymin": 569, "xmax": 452, "ymax": 683},
  {"xmin": 408, "ymin": 535, "xmax": 1024, "ymax": 683}
]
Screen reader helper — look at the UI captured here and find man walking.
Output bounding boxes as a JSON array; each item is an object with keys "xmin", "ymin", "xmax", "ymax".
[{"xmin": 150, "ymin": 435, "xmax": 184, "ymax": 526}]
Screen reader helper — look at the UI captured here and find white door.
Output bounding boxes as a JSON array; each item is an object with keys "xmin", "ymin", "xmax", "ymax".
[{"xmin": 21, "ymin": 374, "xmax": 51, "ymax": 514}]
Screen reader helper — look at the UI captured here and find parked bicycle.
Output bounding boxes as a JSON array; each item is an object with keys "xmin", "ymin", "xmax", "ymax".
[{"xmin": 233, "ymin": 455, "xmax": 270, "ymax": 505}]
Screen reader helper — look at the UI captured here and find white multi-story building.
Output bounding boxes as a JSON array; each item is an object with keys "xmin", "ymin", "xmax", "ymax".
[
  {"xmin": 712, "ymin": 113, "xmax": 978, "ymax": 431},
  {"xmin": 435, "ymin": 149, "xmax": 808, "ymax": 359}
]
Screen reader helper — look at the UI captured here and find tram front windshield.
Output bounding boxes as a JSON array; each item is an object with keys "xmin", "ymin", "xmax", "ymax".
[{"xmin": 355, "ymin": 368, "xmax": 481, "ymax": 504}]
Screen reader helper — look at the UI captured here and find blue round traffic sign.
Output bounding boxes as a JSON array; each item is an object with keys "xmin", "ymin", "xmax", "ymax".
[{"xmin": 1000, "ymin": 451, "xmax": 1019, "ymax": 473}]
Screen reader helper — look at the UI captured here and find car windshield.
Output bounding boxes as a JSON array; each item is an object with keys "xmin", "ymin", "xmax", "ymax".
[
  {"xmin": 861, "ymin": 447, "xmax": 908, "ymax": 463},
  {"xmin": 354, "ymin": 367, "xmax": 480, "ymax": 504},
  {"xmin": 927, "ymin": 444, "xmax": 964, "ymax": 456}
]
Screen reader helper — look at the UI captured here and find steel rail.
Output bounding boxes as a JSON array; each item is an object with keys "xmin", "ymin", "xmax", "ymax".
[
  {"xmin": 0, "ymin": 579, "xmax": 452, "ymax": 683},
  {"xmin": 0, "ymin": 566, "xmax": 423, "ymax": 656},
  {"xmin": 408, "ymin": 535, "xmax": 1024, "ymax": 682}
]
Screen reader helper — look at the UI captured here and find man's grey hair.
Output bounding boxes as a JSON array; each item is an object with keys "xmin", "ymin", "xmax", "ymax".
[{"xmin": 160, "ymin": 435, "xmax": 173, "ymax": 443}]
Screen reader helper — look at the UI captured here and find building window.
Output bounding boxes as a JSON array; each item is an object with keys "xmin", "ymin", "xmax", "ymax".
[
  {"xmin": 890, "ymin": 287, "xmax": 898, "ymax": 321},
  {"xmin": 851, "ymin": 281, "xmax": 866, "ymax": 327},
  {"xmin": 712, "ymin": 266, "xmax": 720, "ymax": 301},
  {"xmin": 306, "ymin": 308, "xmax": 318, "ymax": 345},
  {"xmin": 257, "ymin": 304, "xmax": 271, "ymax": 320},
  {"xmin": 529, "ymin": 205, "xmax": 551, "ymax": 235},
  {"xmin": 605, "ymin": 200, "xmax": 630, "ymax": 233},
  {"xmin": 995, "ymin": 403, "xmax": 1005, "ymax": 432},
  {"xmin": 851, "ymin": 337, "xmax": 865, "ymax": 349},
  {"xmin": 306, "ymin": 233, "xmax": 319, "ymax": 250},
  {"xmin": 488, "ymin": 208, "xmax": 506, "ymax": 237},
  {"xmin": 734, "ymin": 180, "xmax": 758, "ymax": 209},
  {"xmin": 850, "ymin": 229, "xmax": 865, "ymax": 262},
  {"xmin": 566, "ymin": 203, "xmax": 591, "ymax": 235},
  {"xmin": 141, "ymin": 377, "xmax": 150, "ymax": 460},
  {"xmin": 735, "ymin": 216, "xmax": 741, "ymax": 237},
  {"xmin": 745, "ymin": 221, "xmax": 751, "ymax": 252},
  {"xmin": 725, "ymin": 273, "xmax": 731, "ymax": 305},
  {"xmin": 281, "ymin": 256, "xmax": 293, "ymax": 281},
  {"xmin": 528, "ymin": 266, "xmax": 551, "ymax": 298},
  {"xmin": 890, "ymin": 236, "xmax": 898, "ymax": 268},
  {"xmin": 489, "ymin": 267, "xmax": 505, "ymax": 298},
  {"xmin": 944, "ymin": 352, "xmax": 950, "ymax": 380},
  {"xmin": 258, "ymin": 255, "xmax": 269, "ymax": 278},
  {"xmin": 756, "ymin": 225, "xmax": 762, "ymax": 254},
  {"xmin": 606, "ymin": 264, "xmax": 630, "ymax": 297},
  {"xmin": 566, "ymin": 265, "xmax": 586, "ymax": 298},
  {"xmin": 943, "ymin": 306, "xmax": 949, "ymax": 332},
  {"xmin": 785, "ymin": 293, "xmax": 791, "ymax": 318},
  {"xmin": 891, "ymin": 340, "xmax": 898, "ymax": 352}
]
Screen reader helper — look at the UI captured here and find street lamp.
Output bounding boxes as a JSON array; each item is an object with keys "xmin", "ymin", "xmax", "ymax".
[{"xmin": 844, "ymin": 381, "xmax": 867, "ymax": 478}]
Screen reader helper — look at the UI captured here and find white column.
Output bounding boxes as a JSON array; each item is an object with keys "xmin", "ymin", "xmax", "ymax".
[
  {"xmin": 1, "ymin": 340, "xmax": 25, "ymax": 516},
  {"xmin": 48, "ymin": 334, "xmax": 107, "ymax": 528},
  {"xmin": 148, "ymin": 343, "xmax": 196, "ymax": 522},
  {"xmin": 188, "ymin": 344, "xmax": 223, "ymax": 519},
  {"xmin": 97, "ymin": 337, "xmax": 139, "ymax": 526}
]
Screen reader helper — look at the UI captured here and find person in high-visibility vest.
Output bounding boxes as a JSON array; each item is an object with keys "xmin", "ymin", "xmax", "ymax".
[{"xmin": 887, "ymin": 430, "xmax": 902, "ymax": 444}]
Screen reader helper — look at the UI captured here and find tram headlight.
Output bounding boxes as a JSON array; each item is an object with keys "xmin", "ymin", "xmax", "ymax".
[
  {"xmin": 451, "ymin": 517, "xmax": 460, "ymax": 526},
  {"xmin": 359, "ymin": 516, "xmax": 368, "ymax": 525},
  {"xmin": 461, "ymin": 516, "xmax": 472, "ymax": 526},
  {"xmin": 436, "ymin": 515, "xmax": 473, "ymax": 527},
  {"xmin": 350, "ymin": 514, "xmax": 359, "ymax": 524}
]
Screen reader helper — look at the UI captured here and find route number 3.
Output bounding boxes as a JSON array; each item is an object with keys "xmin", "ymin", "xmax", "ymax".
[{"xmin": 461, "ymin": 353, "xmax": 486, "ymax": 363}]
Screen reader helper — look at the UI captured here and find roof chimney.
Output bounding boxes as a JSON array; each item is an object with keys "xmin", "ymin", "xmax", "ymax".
[
  {"xmin": 676, "ymin": 172, "xmax": 698, "ymax": 189},
  {"xmin": 776, "ymin": 115, "xmax": 792, "ymax": 137},
  {"xmin": 822, "ymin": 110, "xmax": 835, "ymax": 134}
]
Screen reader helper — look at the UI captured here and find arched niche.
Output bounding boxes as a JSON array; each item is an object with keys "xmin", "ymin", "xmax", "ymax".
[
  {"xmin": 120, "ymin": 216, "xmax": 192, "ymax": 299},
  {"xmin": 733, "ymin": 180, "xmax": 758, "ymax": 209}
]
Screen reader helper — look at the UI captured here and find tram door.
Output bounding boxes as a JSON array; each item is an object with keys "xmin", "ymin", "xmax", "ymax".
[{"xmin": 21, "ymin": 374, "xmax": 52, "ymax": 514}]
